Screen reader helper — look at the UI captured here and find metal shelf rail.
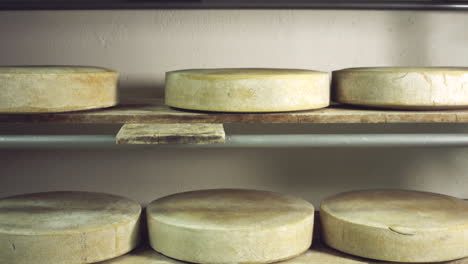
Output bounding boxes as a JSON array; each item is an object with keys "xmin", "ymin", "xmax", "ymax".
[
  {"xmin": 2, "ymin": 134, "xmax": 468, "ymax": 148},
  {"xmin": 1, "ymin": 0, "xmax": 468, "ymax": 10}
]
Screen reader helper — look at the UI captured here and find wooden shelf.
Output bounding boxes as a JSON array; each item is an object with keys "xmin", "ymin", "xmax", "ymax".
[{"xmin": 2, "ymin": 99, "xmax": 468, "ymax": 124}]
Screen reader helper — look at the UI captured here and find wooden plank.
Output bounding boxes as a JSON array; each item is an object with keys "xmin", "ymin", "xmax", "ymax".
[
  {"xmin": 1, "ymin": 98, "xmax": 468, "ymax": 124},
  {"xmin": 116, "ymin": 123, "xmax": 225, "ymax": 144}
]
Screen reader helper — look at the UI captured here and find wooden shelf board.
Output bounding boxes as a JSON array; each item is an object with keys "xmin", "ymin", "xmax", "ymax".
[{"xmin": 2, "ymin": 99, "xmax": 468, "ymax": 124}]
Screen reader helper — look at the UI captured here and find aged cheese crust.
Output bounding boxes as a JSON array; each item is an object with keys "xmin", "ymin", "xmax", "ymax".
[
  {"xmin": 332, "ymin": 67, "xmax": 468, "ymax": 109},
  {"xmin": 147, "ymin": 189, "xmax": 315, "ymax": 264},
  {"xmin": 0, "ymin": 191, "xmax": 142, "ymax": 264},
  {"xmin": 320, "ymin": 189, "xmax": 468, "ymax": 262},
  {"xmin": 165, "ymin": 68, "xmax": 330, "ymax": 112},
  {"xmin": 0, "ymin": 66, "xmax": 118, "ymax": 113},
  {"xmin": 99, "ymin": 243, "xmax": 468, "ymax": 264}
]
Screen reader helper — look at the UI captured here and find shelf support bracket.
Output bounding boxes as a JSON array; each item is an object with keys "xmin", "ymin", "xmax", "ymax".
[{"xmin": 116, "ymin": 123, "xmax": 226, "ymax": 145}]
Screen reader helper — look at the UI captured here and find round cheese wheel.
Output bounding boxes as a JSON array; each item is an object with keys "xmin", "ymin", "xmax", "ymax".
[
  {"xmin": 147, "ymin": 189, "xmax": 315, "ymax": 264},
  {"xmin": 0, "ymin": 191, "xmax": 142, "ymax": 264},
  {"xmin": 0, "ymin": 66, "xmax": 118, "ymax": 113},
  {"xmin": 332, "ymin": 67, "xmax": 468, "ymax": 109},
  {"xmin": 320, "ymin": 190, "xmax": 468, "ymax": 262},
  {"xmin": 165, "ymin": 68, "xmax": 330, "ymax": 112}
]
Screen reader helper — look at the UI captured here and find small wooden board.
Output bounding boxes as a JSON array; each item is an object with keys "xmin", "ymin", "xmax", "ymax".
[{"xmin": 116, "ymin": 123, "xmax": 225, "ymax": 144}]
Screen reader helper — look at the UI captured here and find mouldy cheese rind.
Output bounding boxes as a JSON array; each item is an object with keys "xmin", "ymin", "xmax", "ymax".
[
  {"xmin": 147, "ymin": 189, "xmax": 315, "ymax": 264},
  {"xmin": 165, "ymin": 68, "xmax": 330, "ymax": 112},
  {"xmin": 97, "ymin": 245, "xmax": 368, "ymax": 264},
  {"xmin": 0, "ymin": 191, "xmax": 142, "ymax": 264},
  {"xmin": 0, "ymin": 66, "xmax": 118, "ymax": 113},
  {"xmin": 320, "ymin": 189, "xmax": 468, "ymax": 263},
  {"xmin": 99, "ymin": 240, "xmax": 468, "ymax": 264},
  {"xmin": 332, "ymin": 67, "xmax": 468, "ymax": 110}
]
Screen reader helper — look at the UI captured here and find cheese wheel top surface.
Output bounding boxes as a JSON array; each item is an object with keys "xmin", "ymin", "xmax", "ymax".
[
  {"xmin": 321, "ymin": 190, "xmax": 468, "ymax": 230},
  {"xmin": 0, "ymin": 191, "xmax": 141, "ymax": 235},
  {"xmin": 165, "ymin": 68, "xmax": 330, "ymax": 112},
  {"xmin": 168, "ymin": 68, "xmax": 325, "ymax": 79},
  {"xmin": 0, "ymin": 66, "xmax": 114, "ymax": 74},
  {"xmin": 336, "ymin": 67, "xmax": 468, "ymax": 73},
  {"xmin": 148, "ymin": 189, "xmax": 314, "ymax": 230}
]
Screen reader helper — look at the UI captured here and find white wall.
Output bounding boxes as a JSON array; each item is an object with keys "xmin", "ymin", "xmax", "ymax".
[{"xmin": 0, "ymin": 9, "xmax": 468, "ymax": 206}]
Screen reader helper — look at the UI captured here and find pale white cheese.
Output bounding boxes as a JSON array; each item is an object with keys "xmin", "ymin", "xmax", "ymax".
[
  {"xmin": 165, "ymin": 68, "xmax": 330, "ymax": 112},
  {"xmin": 0, "ymin": 66, "xmax": 118, "ymax": 113},
  {"xmin": 320, "ymin": 189, "xmax": 468, "ymax": 262},
  {"xmin": 103, "ymin": 247, "xmax": 364, "ymax": 264},
  {"xmin": 332, "ymin": 67, "xmax": 468, "ymax": 109},
  {"xmin": 0, "ymin": 191, "xmax": 142, "ymax": 264},
  {"xmin": 147, "ymin": 189, "xmax": 315, "ymax": 264},
  {"xmin": 98, "ymin": 246, "xmax": 364, "ymax": 264},
  {"xmin": 99, "ymin": 242, "xmax": 468, "ymax": 264}
]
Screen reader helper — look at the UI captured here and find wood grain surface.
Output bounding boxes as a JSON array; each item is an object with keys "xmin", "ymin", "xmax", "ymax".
[
  {"xmin": 116, "ymin": 123, "xmax": 225, "ymax": 144},
  {"xmin": 2, "ymin": 98, "xmax": 468, "ymax": 124}
]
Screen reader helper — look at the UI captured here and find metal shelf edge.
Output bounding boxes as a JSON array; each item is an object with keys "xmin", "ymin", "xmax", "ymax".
[
  {"xmin": 2, "ymin": 134, "xmax": 468, "ymax": 148},
  {"xmin": 1, "ymin": 1, "xmax": 468, "ymax": 11}
]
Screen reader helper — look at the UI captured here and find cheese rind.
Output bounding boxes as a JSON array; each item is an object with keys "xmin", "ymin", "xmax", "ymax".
[
  {"xmin": 332, "ymin": 67, "xmax": 468, "ymax": 109},
  {"xmin": 165, "ymin": 68, "xmax": 330, "ymax": 112},
  {"xmin": 320, "ymin": 189, "xmax": 468, "ymax": 262},
  {"xmin": 0, "ymin": 191, "xmax": 142, "ymax": 264},
  {"xmin": 98, "ymin": 246, "xmax": 367, "ymax": 264},
  {"xmin": 0, "ymin": 66, "xmax": 118, "ymax": 113},
  {"xmin": 99, "ymin": 243, "xmax": 468, "ymax": 264},
  {"xmin": 147, "ymin": 189, "xmax": 315, "ymax": 264}
]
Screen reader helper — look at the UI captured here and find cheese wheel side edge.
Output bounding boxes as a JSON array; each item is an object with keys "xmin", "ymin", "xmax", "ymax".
[
  {"xmin": 0, "ymin": 69, "xmax": 118, "ymax": 113},
  {"xmin": 332, "ymin": 68, "xmax": 468, "ymax": 110},
  {"xmin": 0, "ymin": 216, "xmax": 141, "ymax": 264},
  {"xmin": 165, "ymin": 69, "xmax": 330, "ymax": 112},
  {"xmin": 148, "ymin": 213, "xmax": 314, "ymax": 264}
]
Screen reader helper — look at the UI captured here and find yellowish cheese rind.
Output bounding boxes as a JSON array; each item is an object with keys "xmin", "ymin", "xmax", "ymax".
[
  {"xmin": 0, "ymin": 191, "xmax": 142, "ymax": 264},
  {"xmin": 0, "ymin": 66, "xmax": 118, "ymax": 113},
  {"xmin": 98, "ymin": 246, "xmax": 362, "ymax": 264},
  {"xmin": 320, "ymin": 189, "xmax": 468, "ymax": 262},
  {"xmin": 99, "ymin": 240, "xmax": 468, "ymax": 264},
  {"xmin": 147, "ymin": 189, "xmax": 315, "ymax": 264},
  {"xmin": 332, "ymin": 67, "xmax": 468, "ymax": 110},
  {"xmin": 165, "ymin": 68, "xmax": 330, "ymax": 112}
]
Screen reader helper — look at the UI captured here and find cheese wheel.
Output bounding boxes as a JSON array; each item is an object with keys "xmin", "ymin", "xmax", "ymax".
[
  {"xmin": 0, "ymin": 191, "xmax": 142, "ymax": 264},
  {"xmin": 165, "ymin": 68, "xmax": 330, "ymax": 112},
  {"xmin": 320, "ymin": 190, "xmax": 468, "ymax": 262},
  {"xmin": 147, "ymin": 189, "xmax": 315, "ymax": 264},
  {"xmin": 0, "ymin": 66, "xmax": 118, "ymax": 113},
  {"xmin": 332, "ymin": 67, "xmax": 468, "ymax": 109}
]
